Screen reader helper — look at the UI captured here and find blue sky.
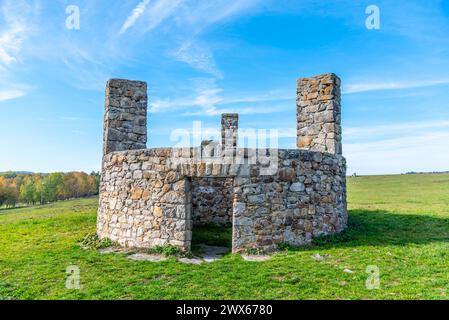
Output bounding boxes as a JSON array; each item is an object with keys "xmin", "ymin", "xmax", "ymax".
[{"xmin": 1, "ymin": 0, "xmax": 449, "ymax": 175}]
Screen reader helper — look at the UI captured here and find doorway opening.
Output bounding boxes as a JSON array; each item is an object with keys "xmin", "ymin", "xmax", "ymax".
[{"xmin": 190, "ymin": 177, "xmax": 233, "ymax": 254}]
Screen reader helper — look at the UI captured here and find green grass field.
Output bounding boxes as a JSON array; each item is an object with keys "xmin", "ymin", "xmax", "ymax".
[{"xmin": 1, "ymin": 174, "xmax": 449, "ymax": 300}]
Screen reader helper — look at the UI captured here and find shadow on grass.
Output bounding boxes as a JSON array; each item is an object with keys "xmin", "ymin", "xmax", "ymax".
[
  {"xmin": 190, "ymin": 210, "xmax": 449, "ymax": 253},
  {"xmin": 191, "ymin": 224, "xmax": 232, "ymax": 253},
  {"xmin": 0, "ymin": 206, "xmax": 28, "ymax": 213},
  {"xmin": 311, "ymin": 209, "xmax": 449, "ymax": 249}
]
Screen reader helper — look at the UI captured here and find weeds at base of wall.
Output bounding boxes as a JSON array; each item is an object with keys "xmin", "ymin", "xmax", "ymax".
[
  {"xmin": 77, "ymin": 234, "xmax": 195, "ymax": 258},
  {"xmin": 78, "ymin": 233, "xmax": 117, "ymax": 250},
  {"xmin": 147, "ymin": 245, "xmax": 194, "ymax": 258},
  {"xmin": 245, "ymin": 247, "xmax": 268, "ymax": 255}
]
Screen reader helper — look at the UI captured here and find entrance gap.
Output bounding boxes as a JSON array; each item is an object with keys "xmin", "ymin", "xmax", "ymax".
[{"xmin": 190, "ymin": 177, "xmax": 233, "ymax": 254}]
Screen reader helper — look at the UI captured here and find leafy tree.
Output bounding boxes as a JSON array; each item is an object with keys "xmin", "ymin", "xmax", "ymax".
[
  {"xmin": 20, "ymin": 177, "xmax": 36, "ymax": 205},
  {"xmin": 41, "ymin": 173, "xmax": 63, "ymax": 204},
  {"xmin": 0, "ymin": 177, "xmax": 19, "ymax": 208}
]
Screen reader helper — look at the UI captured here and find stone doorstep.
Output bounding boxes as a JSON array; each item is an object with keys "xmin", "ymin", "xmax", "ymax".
[
  {"xmin": 178, "ymin": 257, "xmax": 204, "ymax": 265},
  {"xmin": 99, "ymin": 245, "xmax": 273, "ymax": 264},
  {"xmin": 128, "ymin": 253, "xmax": 168, "ymax": 262},
  {"xmin": 98, "ymin": 246, "xmax": 134, "ymax": 254},
  {"xmin": 241, "ymin": 255, "xmax": 272, "ymax": 262},
  {"xmin": 179, "ymin": 245, "xmax": 231, "ymax": 264}
]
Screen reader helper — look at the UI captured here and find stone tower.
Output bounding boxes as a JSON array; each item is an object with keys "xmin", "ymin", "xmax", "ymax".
[
  {"xmin": 221, "ymin": 113, "xmax": 239, "ymax": 158},
  {"xmin": 103, "ymin": 79, "xmax": 148, "ymax": 155},
  {"xmin": 296, "ymin": 73, "xmax": 342, "ymax": 155}
]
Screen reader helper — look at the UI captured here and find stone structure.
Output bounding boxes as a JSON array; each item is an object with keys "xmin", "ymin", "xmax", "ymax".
[
  {"xmin": 191, "ymin": 177, "xmax": 233, "ymax": 226},
  {"xmin": 97, "ymin": 74, "xmax": 347, "ymax": 253},
  {"xmin": 297, "ymin": 73, "xmax": 342, "ymax": 155},
  {"xmin": 221, "ymin": 113, "xmax": 238, "ymax": 158},
  {"xmin": 103, "ymin": 79, "xmax": 147, "ymax": 155}
]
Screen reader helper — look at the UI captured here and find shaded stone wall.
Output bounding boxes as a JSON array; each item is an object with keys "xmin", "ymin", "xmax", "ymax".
[
  {"xmin": 297, "ymin": 73, "xmax": 342, "ymax": 155},
  {"xmin": 191, "ymin": 177, "xmax": 233, "ymax": 226},
  {"xmin": 97, "ymin": 149, "xmax": 193, "ymax": 250},
  {"xmin": 232, "ymin": 150, "xmax": 346, "ymax": 252},
  {"xmin": 103, "ymin": 79, "xmax": 147, "ymax": 155}
]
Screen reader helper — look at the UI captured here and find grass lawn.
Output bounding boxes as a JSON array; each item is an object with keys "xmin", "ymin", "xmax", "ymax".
[{"xmin": 1, "ymin": 174, "xmax": 449, "ymax": 300}]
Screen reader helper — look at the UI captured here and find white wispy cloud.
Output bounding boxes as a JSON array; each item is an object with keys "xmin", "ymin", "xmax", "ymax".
[
  {"xmin": 150, "ymin": 78, "xmax": 293, "ymax": 116},
  {"xmin": 60, "ymin": 48, "xmax": 111, "ymax": 91},
  {"xmin": 119, "ymin": 0, "xmax": 151, "ymax": 35},
  {"xmin": 0, "ymin": 0, "xmax": 34, "ymax": 67},
  {"xmin": 384, "ymin": 1, "xmax": 449, "ymax": 44},
  {"xmin": 0, "ymin": 89, "xmax": 26, "ymax": 102},
  {"xmin": 172, "ymin": 41, "xmax": 223, "ymax": 78},
  {"xmin": 118, "ymin": 0, "xmax": 263, "ymax": 77},
  {"xmin": 224, "ymin": 90, "xmax": 293, "ymax": 104},
  {"xmin": 143, "ymin": 0, "xmax": 183, "ymax": 32},
  {"xmin": 0, "ymin": 0, "xmax": 39, "ymax": 101},
  {"xmin": 343, "ymin": 79, "xmax": 449, "ymax": 94},
  {"xmin": 0, "ymin": 17, "xmax": 27, "ymax": 66},
  {"xmin": 119, "ymin": 0, "xmax": 182, "ymax": 35},
  {"xmin": 184, "ymin": 105, "xmax": 286, "ymax": 117}
]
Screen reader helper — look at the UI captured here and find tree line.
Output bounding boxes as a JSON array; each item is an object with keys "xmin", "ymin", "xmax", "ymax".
[{"xmin": 0, "ymin": 171, "xmax": 100, "ymax": 208}]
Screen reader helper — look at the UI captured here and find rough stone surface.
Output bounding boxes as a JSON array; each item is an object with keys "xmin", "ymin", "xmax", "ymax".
[
  {"xmin": 178, "ymin": 257, "xmax": 204, "ymax": 265},
  {"xmin": 232, "ymin": 149, "xmax": 347, "ymax": 252},
  {"xmin": 103, "ymin": 79, "xmax": 147, "ymax": 155},
  {"xmin": 221, "ymin": 113, "xmax": 238, "ymax": 159},
  {"xmin": 97, "ymin": 74, "xmax": 348, "ymax": 254},
  {"xmin": 191, "ymin": 177, "xmax": 233, "ymax": 226},
  {"xmin": 127, "ymin": 253, "xmax": 168, "ymax": 262},
  {"xmin": 241, "ymin": 255, "xmax": 272, "ymax": 262},
  {"xmin": 98, "ymin": 247, "xmax": 133, "ymax": 254},
  {"xmin": 297, "ymin": 73, "xmax": 342, "ymax": 155}
]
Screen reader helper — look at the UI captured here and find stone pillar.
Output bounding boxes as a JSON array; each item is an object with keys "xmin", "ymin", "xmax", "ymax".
[
  {"xmin": 296, "ymin": 73, "xmax": 342, "ymax": 155},
  {"xmin": 103, "ymin": 79, "xmax": 147, "ymax": 155},
  {"xmin": 221, "ymin": 113, "xmax": 238, "ymax": 157}
]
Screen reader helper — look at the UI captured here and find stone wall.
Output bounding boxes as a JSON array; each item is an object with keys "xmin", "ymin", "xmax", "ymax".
[
  {"xmin": 98, "ymin": 148, "xmax": 346, "ymax": 253},
  {"xmin": 232, "ymin": 150, "xmax": 346, "ymax": 252},
  {"xmin": 103, "ymin": 79, "xmax": 147, "ymax": 155},
  {"xmin": 296, "ymin": 73, "xmax": 342, "ymax": 155},
  {"xmin": 97, "ymin": 148, "xmax": 193, "ymax": 250},
  {"xmin": 189, "ymin": 115, "xmax": 239, "ymax": 226},
  {"xmin": 191, "ymin": 177, "xmax": 233, "ymax": 226}
]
